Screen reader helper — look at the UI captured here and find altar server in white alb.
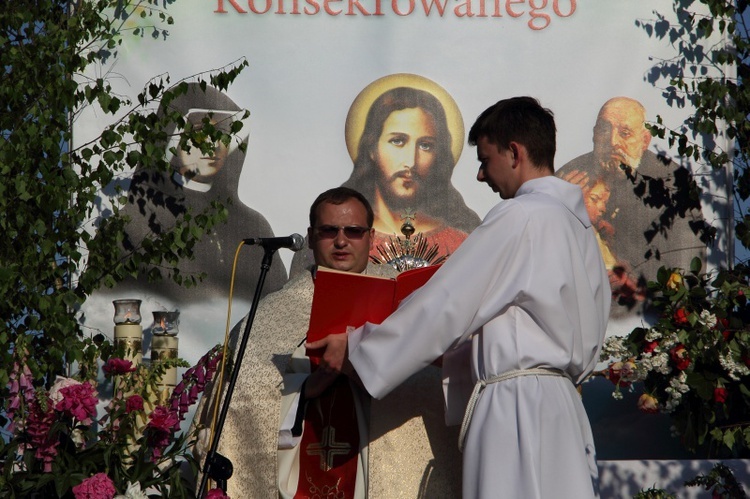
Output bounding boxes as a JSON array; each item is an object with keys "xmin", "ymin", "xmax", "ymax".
[{"xmin": 307, "ymin": 96, "xmax": 611, "ymax": 498}]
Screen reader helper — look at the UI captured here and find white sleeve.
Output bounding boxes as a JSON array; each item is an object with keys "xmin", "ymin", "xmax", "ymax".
[{"xmin": 349, "ymin": 201, "xmax": 533, "ymax": 399}]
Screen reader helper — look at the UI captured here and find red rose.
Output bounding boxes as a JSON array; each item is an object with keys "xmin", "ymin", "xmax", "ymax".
[
  {"xmin": 670, "ymin": 344, "xmax": 691, "ymax": 371},
  {"xmin": 102, "ymin": 358, "xmax": 135, "ymax": 376},
  {"xmin": 714, "ymin": 387, "xmax": 728, "ymax": 404},
  {"xmin": 607, "ymin": 361, "xmax": 635, "ymax": 387},
  {"xmin": 673, "ymin": 308, "xmax": 690, "ymax": 326},
  {"xmin": 125, "ymin": 394, "xmax": 144, "ymax": 414},
  {"xmin": 637, "ymin": 393, "xmax": 659, "ymax": 414},
  {"xmin": 715, "ymin": 317, "xmax": 729, "ymax": 330},
  {"xmin": 643, "ymin": 341, "xmax": 659, "ymax": 353}
]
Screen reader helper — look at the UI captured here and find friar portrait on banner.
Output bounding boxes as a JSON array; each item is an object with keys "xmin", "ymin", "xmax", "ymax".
[
  {"xmin": 557, "ymin": 96, "xmax": 708, "ymax": 319},
  {"xmin": 117, "ymin": 82, "xmax": 288, "ymax": 304},
  {"xmin": 290, "ymin": 74, "xmax": 481, "ymax": 276}
]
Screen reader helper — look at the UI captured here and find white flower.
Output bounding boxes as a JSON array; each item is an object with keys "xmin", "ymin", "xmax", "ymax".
[
  {"xmin": 600, "ymin": 336, "xmax": 630, "ymax": 361},
  {"xmin": 114, "ymin": 481, "xmax": 148, "ymax": 499},
  {"xmin": 48, "ymin": 375, "xmax": 81, "ymax": 406},
  {"xmin": 719, "ymin": 351, "xmax": 750, "ymax": 381},
  {"xmin": 640, "ymin": 352, "xmax": 670, "ymax": 375},
  {"xmin": 664, "ymin": 372, "xmax": 690, "ymax": 411},
  {"xmin": 699, "ymin": 310, "xmax": 717, "ymax": 329},
  {"xmin": 645, "ymin": 329, "xmax": 663, "ymax": 342},
  {"xmin": 660, "ymin": 333, "xmax": 680, "ymax": 349}
]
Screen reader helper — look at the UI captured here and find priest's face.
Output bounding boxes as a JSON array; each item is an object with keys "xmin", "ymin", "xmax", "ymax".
[
  {"xmin": 308, "ymin": 199, "xmax": 374, "ymax": 274},
  {"xmin": 475, "ymin": 136, "xmax": 518, "ymax": 199}
]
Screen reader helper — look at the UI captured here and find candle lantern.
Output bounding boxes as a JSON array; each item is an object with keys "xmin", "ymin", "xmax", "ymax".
[
  {"xmin": 113, "ymin": 299, "xmax": 143, "ymax": 365},
  {"xmin": 151, "ymin": 310, "xmax": 180, "ymax": 336},
  {"xmin": 151, "ymin": 310, "xmax": 180, "ymax": 403}
]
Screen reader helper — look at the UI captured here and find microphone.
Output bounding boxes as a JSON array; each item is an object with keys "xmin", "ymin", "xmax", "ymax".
[{"xmin": 243, "ymin": 233, "xmax": 305, "ymax": 252}]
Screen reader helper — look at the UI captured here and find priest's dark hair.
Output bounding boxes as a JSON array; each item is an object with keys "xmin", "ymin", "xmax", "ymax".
[
  {"xmin": 309, "ymin": 187, "xmax": 374, "ymax": 229},
  {"xmin": 468, "ymin": 96, "xmax": 556, "ymax": 172}
]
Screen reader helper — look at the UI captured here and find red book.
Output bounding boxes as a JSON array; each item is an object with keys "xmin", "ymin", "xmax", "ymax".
[{"xmin": 306, "ymin": 265, "xmax": 441, "ymax": 356}]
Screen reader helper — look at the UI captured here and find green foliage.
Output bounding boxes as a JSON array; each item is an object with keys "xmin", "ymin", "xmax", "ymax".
[
  {"xmin": 684, "ymin": 462, "xmax": 748, "ymax": 498},
  {"xmin": 602, "ymin": 0, "xmax": 750, "ymax": 463},
  {"xmin": 1, "ymin": 0, "xmax": 246, "ymax": 493},
  {"xmin": 632, "ymin": 462, "xmax": 746, "ymax": 498},
  {"xmin": 633, "ymin": 487, "xmax": 677, "ymax": 499},
  {"xmin": 637, "ymin": 0, "xmax": 750, "ymax": 259}
]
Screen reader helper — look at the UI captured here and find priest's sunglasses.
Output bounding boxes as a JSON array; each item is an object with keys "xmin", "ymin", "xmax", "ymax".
[{"xmin": 314, "ymin": 225, "xmax": 371, "ymax": 240}]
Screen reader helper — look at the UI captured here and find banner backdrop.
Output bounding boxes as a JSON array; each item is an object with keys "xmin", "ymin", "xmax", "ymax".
[{"xmin": 78, "ymin": 0, "xmax": 727, "ymax": 458}]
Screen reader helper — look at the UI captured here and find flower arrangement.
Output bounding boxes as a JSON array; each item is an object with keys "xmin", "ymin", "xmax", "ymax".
[
  {"xmin": 1, "ymin": 338, "xmax": 224, "ymax": 498},
  {"xmin": 598, "ymin": 258, "xmax": 750, "ymax": 457}
]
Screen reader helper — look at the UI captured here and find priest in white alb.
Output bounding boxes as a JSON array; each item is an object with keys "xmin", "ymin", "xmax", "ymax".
[{"xmin": 308, "ymin": 97, "xmax": 611, "ymax": 498}]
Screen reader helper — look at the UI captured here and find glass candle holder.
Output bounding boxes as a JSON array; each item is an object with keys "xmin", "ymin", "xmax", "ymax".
[
  {"xmin": 112, "ymin": 299, "xmax": 143, "ymax": 365},
  {"xmin": 113, "ymin": 299, "xmax": 142, "ymax": 325},
  {"xmin": 152, "ymin": 310, "xmax": 180, "ymax": 336}
]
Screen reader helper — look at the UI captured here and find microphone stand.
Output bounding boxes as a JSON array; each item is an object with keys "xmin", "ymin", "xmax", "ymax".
[{"xmin": 197, "ymin": 246, "xmax": 277, "ymax": 497}]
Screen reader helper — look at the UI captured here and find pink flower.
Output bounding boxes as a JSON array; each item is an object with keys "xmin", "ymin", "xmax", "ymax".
[
  {"xmin": 669, "ymin": 344, "xmax": 691, "ymax": 371},
  {"xmin": 55, "ymin": 381, "xmax": 98, "ymax": 424},
  {"xmin": 207, "ymin": 489, "xmax": 230, "ymax": 499},
  {"xmin": 6, "ymin": 361, "xmax": 35, "ymax": 431},
  {"xmin": 637, "ymin": 393, "xmax": 659, "ymax": 414},
  {"xmin": 26, "ymin": 396, "xmax": 58, "ymax": 472},
  {"xmin": 714, "ymin": 387, "xmax": 728, "ymax": 404},
  {"xmin": 102, "ymin": 358, "xmax": 135, "ymax": 376},
  {"xmin": 147, "ymin": 406, "xmax": 180, "ymax": 458},
  {"xmin": 49, "ymin": 376, "xmax": 82, "ymax": 406},
  {"xmin": 147, "ymin": 405, "xmax": 179, "ymax": 433},
  {"xmin": 168, "ymin": 345, "xmax": 223, "ymax": 428},
  {"xmin": 125, "ymin": 394, "xmax": 144, "ymax": 414},
  {"xmin": 72, "ymin": 472, "xmax": 116, "ymax": 499}
]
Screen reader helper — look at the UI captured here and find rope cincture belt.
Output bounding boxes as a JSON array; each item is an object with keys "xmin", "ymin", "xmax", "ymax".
[{"xmin": 458, "ymin": 367, "xmax": 572, "ymax": 452}]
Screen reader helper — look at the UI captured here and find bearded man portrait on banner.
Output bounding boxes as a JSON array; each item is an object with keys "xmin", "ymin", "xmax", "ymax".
[
  {"xmin": 557, "ymin": 96, "xmax": 708, "ymax": 319},
  {"xmin": 290, "ymin": 74, "xmax": 481, "ymax": 276}
]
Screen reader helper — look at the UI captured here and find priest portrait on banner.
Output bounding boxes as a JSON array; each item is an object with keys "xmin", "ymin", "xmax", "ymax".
[
  {"xmin": 557, "ymin": 96, "xmax": 708, "ymax": 319},
  {"xmin": 290, "ymin": 74, "xmax": 480, "ymax": 275}
]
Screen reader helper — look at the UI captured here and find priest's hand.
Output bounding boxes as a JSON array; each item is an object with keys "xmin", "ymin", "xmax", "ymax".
[{"xmin": 306, "ymin": 331, "xmax": 349, "ymax": 375}]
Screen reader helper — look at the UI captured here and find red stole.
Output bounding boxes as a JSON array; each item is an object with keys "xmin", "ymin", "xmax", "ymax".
[{"xmin": 294, "ymin": 377, "xmax": 360, "ymax": 498}]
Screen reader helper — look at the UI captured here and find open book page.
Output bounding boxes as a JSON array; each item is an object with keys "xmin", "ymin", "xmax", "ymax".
[{"xmin": 306, "ymin": 265, "xmax": 441, "ymax": 356}]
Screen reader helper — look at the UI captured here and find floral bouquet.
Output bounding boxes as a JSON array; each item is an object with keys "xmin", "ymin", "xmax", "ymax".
[
  {"xmin": 1, "ymin": 337, "xmax": 223, "ymax": 498},
  {"xmin": 597, "ymin": 258, "xmax": 750, "ymax": 457}
]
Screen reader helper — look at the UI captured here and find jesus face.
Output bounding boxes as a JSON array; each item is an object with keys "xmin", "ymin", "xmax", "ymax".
[{"xmin": 371, "ymin": 107, "xmax": 437, "ymax": 209}]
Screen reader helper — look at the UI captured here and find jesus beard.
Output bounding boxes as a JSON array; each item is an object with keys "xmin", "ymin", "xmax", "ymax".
[{"xmin": 376, "ymin": 168, "xmax": 435, "ymax": 213}]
